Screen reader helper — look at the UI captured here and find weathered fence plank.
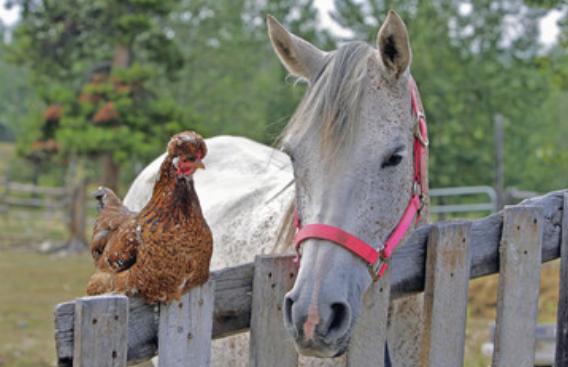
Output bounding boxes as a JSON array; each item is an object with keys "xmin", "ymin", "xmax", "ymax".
[
  {"xmin": 54, "ymin": 190, "xmax": 567, "ymax": 365},
  {"xmin": 249, "ymin": 256, "xmax": 298, "ymax": 367},
  {"xmin": 555, "ymin": 193, "xmax": 568, "ymax": 367},
  {"xmin": 54, "ymin": 302, "xmax": 75, "ymax": 367},
  {"xmin": 54, "ymin": 263, "xmax": 252, "ymax": 366},
  {"xmin": 492, "ymin": 206, "xmax": 544, "ymax": 367},
  {"xmin": 420, "ymin": 222, "xmax": 471, "ymax": 367},
  {"xmin": 73, "ymin": 295, "xmax": 128, "ymax": 367},
  {"xmin": 393, "ymin": 190, "xmax": 563, "ymax": 298},
  {"xmin": 158, "ymin": 280, "xmax": 215, "ymax": 367},
  {"xmin": 346, "ymin": 267, "xmax": 391, "ymax": 367}
]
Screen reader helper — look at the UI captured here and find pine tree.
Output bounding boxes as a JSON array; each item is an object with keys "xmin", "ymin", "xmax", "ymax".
[{"xmin": 9, "ymin": 0, "xmax": 185, "ymax": 192}]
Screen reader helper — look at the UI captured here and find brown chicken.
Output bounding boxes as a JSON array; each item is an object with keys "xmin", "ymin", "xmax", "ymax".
[{"xmin": 86, "ymin": 131, "xmax": 213, "ymax": 303}]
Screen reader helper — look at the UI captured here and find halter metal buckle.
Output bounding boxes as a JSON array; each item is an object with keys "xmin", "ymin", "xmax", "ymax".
[
  {"xmin": 369, "ymin": 251, "xmax": 389, "ymax": 282},
  {"xmin": 414, "ymin": 118, "xmax": 429, "ymax": 147}
]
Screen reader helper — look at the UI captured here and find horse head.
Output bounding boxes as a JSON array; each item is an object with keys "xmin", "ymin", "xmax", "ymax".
[{"xmin": 268, "ymin": 10, "xmax": 428, "ymax": 357}]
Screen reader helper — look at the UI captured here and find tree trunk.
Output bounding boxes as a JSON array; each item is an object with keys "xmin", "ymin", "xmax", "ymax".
[
  {"xmin": 101, "ymin": 152, "xmax": 120, "ymax": 192},
  {"xmin": 112, "ymin": 44, "xmax": 131, "ymax": 69},
  {"xmin": 67, "ymin": 179, "xmax": 87, "ymax": 252},
  {"xmin": 98, "ymin": 44, "xmax": 131, "ymax": 193}
]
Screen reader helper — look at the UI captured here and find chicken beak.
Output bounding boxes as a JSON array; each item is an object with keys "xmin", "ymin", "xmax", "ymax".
[{"xmin": 194, "ymin": 160, "xmax": 205, "ymax": 170}]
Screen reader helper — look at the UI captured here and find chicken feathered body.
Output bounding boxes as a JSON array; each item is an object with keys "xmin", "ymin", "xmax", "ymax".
[{"xmin": 86, "ymin": 132, "xmax": 212, "ymax": 303}]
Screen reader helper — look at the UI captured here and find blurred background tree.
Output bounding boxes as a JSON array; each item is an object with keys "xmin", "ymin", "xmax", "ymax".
[
  {"xmin": 332, "ymin": 0, "xmax": 563, "ymax": 191},
  {"xmin": 5, "ymin": 0, "xmax": 187, "ymax": 191},
  {"xmin": 0, "ymin": 0, "xmax": 566, "ymax": 194},
  {"xmin": 2, "ymin": 0, "xmax": 328, "ymax": 193}
]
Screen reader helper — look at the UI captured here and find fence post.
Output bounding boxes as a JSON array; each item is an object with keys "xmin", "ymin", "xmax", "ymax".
[
  {"xmin": 73, "ymin": 295, "xmax": 128, "ymax": 367},
  {"xmin": 420, "ymin": 222, "xmax": 471, "ymax": 367},
  {"xmin": 492, "ymin": 206, "xmax": 543, "ymax": 367},
  {"xmin": 346, "ymin": 267, "xmax": 391, "ymax": 367},
  {"xmin": 494, "ymin": 114, "xmax": 505, "ymax": 210},
  {"xmin": 249, "ymin": 255, "xmax": 298, "ymax": 367},
  {"xmin": 67, "ymin": 179, "xmax": 87, "ymax": 252},
  {"xmin": 555, "ymin": 193, "xmax": 568, "ymax": 366},
  {"xmin": 158, "ymin": 280, "xmax": 216, "ymax": 367}
]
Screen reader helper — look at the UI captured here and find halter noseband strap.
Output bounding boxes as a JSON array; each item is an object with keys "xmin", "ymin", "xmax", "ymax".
[{"xmin": 293, "ymin": 76, "xmax": 428, "ymax": 281}]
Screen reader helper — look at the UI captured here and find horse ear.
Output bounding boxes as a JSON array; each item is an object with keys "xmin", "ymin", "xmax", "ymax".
[
  {"xmin": 376, "ymin": 10, "xmax": 411, "ymax": 79},
  {"xmin": 267, "ymin": 15, "xmax": 327, "ymax": 80}
]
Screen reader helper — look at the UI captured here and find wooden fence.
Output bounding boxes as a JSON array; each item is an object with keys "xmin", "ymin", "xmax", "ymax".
[
  {"xmin": 0, "ymin": 180, "xmax": 68, "ymax": 210},
  {"xmin": 53, "ymin": 190, "xmax": 568, "ymax": 367},
  {"xmin": 1, "ymin": 177, "xmax": 88, "ymax": 248}
]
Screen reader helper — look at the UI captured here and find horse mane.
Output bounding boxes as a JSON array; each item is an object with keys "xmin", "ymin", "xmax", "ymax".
[
  {"xmin": 278, "ymin": 42, "xmax": 374, "ymax": 159},
  {"xmin": 273, "ymin": 41, "xmax": 376, "ymax": 253}
]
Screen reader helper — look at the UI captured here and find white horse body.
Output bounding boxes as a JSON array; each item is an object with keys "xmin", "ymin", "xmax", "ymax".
[{"xmin": 124, "ymin": 135, "xmax": 293, "ymax": 271}]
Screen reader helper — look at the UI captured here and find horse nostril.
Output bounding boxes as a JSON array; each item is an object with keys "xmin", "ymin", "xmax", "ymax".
[
  {"xmin": 283, "ymin": 296, "xmax": 294, "ymax": 329},
  {"xmin": 324, "ymin": 302, "xmax": 350, "ymax": 338}
]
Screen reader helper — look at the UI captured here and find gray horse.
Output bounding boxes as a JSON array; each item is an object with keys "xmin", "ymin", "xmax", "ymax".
[{"xmin": 125, "ymin": 10, "xmax": 428, "ymax": 366}]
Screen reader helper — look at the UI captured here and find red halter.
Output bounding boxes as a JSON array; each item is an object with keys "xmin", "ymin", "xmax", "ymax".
[{"xmin": 293, "ymin": 76, "xmax": 429, "ymax": 281}]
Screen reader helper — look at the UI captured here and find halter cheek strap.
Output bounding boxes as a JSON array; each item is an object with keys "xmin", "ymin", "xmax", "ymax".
[{"xmin": 293, "ymin": 76, "xmax": 428, "ymax": 281}]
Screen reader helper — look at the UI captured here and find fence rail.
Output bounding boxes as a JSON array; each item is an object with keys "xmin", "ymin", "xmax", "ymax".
[
  {"xmin": 53, "ymin": 189, "xmax": 567, "ymax": 366},
  {"xmin": 429, "ymin": 185, "xmax": 498, "ymax": 214},
  {"xmin": 1, "ymin": 177, "xmax": 89, "ymax": 249},
  {"xmin": 0, "ymin": 179, "xmax": 69, "ymax": 210}
]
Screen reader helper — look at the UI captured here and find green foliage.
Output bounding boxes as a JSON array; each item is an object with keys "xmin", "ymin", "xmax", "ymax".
[
  {"xmin": 332, "ymin": 0, "xmax": 567, "ymax": 192},
  {"xmin": 5, "ymin": 0, "xmax": 329, "ymax": 188},
  {"xmin": 0, "ymin": 41, "xmax": 41, "ymax": 142},
  {"xmin": 54, "ymin": 64, "xmax": 186, "ymax": 165},
  {"xmin": 8, "ymin": 0, "xmax": 183, "ymax": 82},
  {"xmin": 167, "ymin": 0, "xmax": 328, "ymax": 143},
  {"xmin": 2, "ymin": 0, "xmax": 567, "ymax": 194}
]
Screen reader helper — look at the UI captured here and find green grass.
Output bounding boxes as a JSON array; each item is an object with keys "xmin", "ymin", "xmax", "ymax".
[
  {"xmin": 0, "ymin": 249, "xmax": 93, "ymax": 367},
  {"xmin": 0, "ymin": 209, "xmax": 69, "ymax": 249}
]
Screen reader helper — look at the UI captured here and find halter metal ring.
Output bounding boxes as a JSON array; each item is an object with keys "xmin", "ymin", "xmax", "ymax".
[{"xmin": 414, "ymin": 121, "xmax": 429, "ymax": 147}]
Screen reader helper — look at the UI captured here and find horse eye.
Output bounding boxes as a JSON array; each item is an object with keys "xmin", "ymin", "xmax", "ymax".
[{"xmin": 381, "ymin": 154, "xmax": 403, "ymax": 168}]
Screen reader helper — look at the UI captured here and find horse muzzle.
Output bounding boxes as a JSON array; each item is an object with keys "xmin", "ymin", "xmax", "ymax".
[{"xmin": 283, "ymin": 283, "xmax": 353, "ymax": 357}]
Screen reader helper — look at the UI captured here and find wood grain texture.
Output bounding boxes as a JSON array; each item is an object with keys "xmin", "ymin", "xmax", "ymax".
[
  {"xmin": 555, "ymin": 193, "xmax": 568, "ymax": 367},
  {"xmin": 420, "ymin": 222, "xmax": 471, "ymax": 367},
  {"xmin": 249, "ymin": 256, "xmax": 298, "ymax": 367},
  {"xmin": 392, "ymin": 190, "xmax": 564, "ymax": 298},
  {"xmin": 158, "ymin": 280, "xmax": 215, "ymax": 367},
  {"xmin": 346, "ymin": 267, "xmax": 391, "ymax": 367},
  {"xmin": 55, "ymin": 263, "xmax": 252, "ymax": 366},
  {"xmin": 73, "ymin": 295, "xmax": 129, "ymax": 367},
  {"xmin": 54, "ymin": 302, "xmax": 75, "ymax": 367},
  {"xmin": 492, "ymin": 206, "xmax": 544, "ymax": 367},
  {"xmin": 54, "ymin": 190, "xmax": 567, "ymax": 365}
]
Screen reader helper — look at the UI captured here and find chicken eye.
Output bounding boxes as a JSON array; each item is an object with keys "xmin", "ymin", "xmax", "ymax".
[
  {"xmin": 188, "ymin": 156, "xmax": 196, "ymax": 162},
  {"xmin": 381, "ymin": 154, "xmax": 403, "ymax": 168}
]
